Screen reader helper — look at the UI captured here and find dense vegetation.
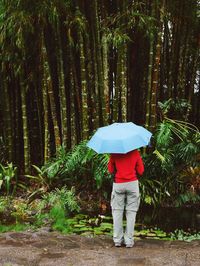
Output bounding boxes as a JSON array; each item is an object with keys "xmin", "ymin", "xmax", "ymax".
[
  {"xmin": 0, "ymin": 0, "xmax": 199, "ymax": 172},
  {"xmin": 0, "ymin": 0, "xmax": 199, "ymax": 236}
]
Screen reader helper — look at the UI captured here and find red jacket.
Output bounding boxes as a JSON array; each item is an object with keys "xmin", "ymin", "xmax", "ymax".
[{"xmin": 108, "ymin": 150, "xmax": 144, "ymax": 183}]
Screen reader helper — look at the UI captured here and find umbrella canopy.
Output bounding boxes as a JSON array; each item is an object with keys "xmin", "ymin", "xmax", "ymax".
[{"xmin": 87, "ymin": 122, "xmax": 152, "ymax": 154}]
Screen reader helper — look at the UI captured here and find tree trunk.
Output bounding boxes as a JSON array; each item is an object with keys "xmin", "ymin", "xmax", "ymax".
[
  {"xmin": 44, "ymin": 21, "xmax": 61, "ymax": 150},
  {"xmin": 42, "ymin": 62, "xmax": 50, "ymax": 164},
  {"xmin": 84, "ymin": 30, "xmax": 95, "ymax": 134},
  {"xmin": 150, "ymin": 0, "xmax": 165, "ymax": 132},
  {"xmin": 145, "ymin": 33, "xmax": 154, "ymax": 129},
  {"xmin": 2, "ymin": 68, "xmax": 13, "ymax": 162},
  {"xmin": 43, "ymin": 38, "xmax": 61, "ymax": 152},
  {"xmin": 78, "ymin": 29, "xmax": 89, "ymax": 139},
  {"xmin": 92, "ymin": 0, "xmax": 105, "ymax": 126},
  {"xmin": 20, "ymin": 80, "xmax": 30, "ymax": 174},
  {"xmin": 59, "ymin": 17, "xmax": 72, "ymax": 149},
  {"xmin": 102, "ymin": 32, "xmax": 110, "ymax": 124}
]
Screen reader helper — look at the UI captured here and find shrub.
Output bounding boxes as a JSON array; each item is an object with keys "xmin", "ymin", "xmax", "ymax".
[
  {"xmin": 0, "ymin": 163, "xmax": 17, "ymax": 195},
  {"xmin": 34, "ymin": 186, "xmax": 80, "ymax": 231}
]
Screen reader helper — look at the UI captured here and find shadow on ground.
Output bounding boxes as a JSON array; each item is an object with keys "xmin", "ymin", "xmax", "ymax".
[{"xmin": 0, "ymin": 229, "xmax": 200, "ymax": 265}]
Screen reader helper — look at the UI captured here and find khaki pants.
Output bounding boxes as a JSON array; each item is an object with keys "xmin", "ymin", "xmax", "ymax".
[{"xmin": 111, "ymin": 180, "xmax": 140, "ymax": 245}]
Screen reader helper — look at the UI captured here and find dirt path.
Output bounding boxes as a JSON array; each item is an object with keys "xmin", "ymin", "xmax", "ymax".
[{"xmin": 0, "ymin": 229, "xmax": 199, "ymax": 266}]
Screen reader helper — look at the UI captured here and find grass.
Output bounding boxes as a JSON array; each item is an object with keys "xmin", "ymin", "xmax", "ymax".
[{"xmin": 0, "ymin": 223, "xmax": 31, "ymax": 233}]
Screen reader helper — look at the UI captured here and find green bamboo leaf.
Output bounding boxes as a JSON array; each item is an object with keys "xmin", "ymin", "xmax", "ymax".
[
  {"xmin": 32, "ymin": 165, "xmax": 43, "ymax": 174},
  {"xmin": 153, "ymin": 150, "xmax": 165, "ymax": 162},
  {"xmin": 0, "ymin": 180, "xmax": 3, "ymax": 189}
]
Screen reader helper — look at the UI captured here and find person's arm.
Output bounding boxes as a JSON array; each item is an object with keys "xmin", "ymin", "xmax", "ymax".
[
  {"xmin": 108, "ymin": 156, "xmax": 115, "ymax": 174},
  {"xmin": 135, "ymin": 151, "xmax": 144, "ymax": 176}
]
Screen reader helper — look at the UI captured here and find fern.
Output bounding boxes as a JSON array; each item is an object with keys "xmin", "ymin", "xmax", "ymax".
[
  {"xmin": 41, "ymin": 186, "xmax": 80, "ymax": 215},
  {"xmin": 93, "ymin": 154, "xmax": 110, "ymax": 189},
  {"xmin": 59, "ymin": 141, "xmax": 89, "ymax": 176},
  {"xmin": 45, "ymin": 141, "xmax": 111, "ymax": 189}
]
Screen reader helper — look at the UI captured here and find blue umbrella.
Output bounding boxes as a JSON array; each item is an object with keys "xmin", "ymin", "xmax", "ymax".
[{"xmin": 87, "ymin": 122, "xmax": 152, "ymax": 154}]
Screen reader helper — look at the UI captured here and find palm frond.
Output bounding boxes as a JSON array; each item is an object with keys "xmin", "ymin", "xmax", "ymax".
[
  {"xmin": 174, "ymin": 141, "xmax": 199, "ymax": 163},
  {"xmin": 93, "ymin": 154, "xmax": 110, "ymax": 188},
  {"xmin": 155, "ymin": 121, "xmax": 173, "ymax": 148}
]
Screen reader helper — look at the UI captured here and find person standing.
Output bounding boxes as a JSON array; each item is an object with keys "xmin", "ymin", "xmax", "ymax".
[{"xmin": 108, "ymin": 149, "xmax": 144, "ymax": 248}]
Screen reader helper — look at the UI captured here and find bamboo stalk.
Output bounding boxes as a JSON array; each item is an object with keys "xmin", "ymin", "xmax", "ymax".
[
  {"xmin": 60, "ymin": 18, "xmax": 72, "ymax": 149},
  {"xmin": 78, "ymin": 28, "xmax": 89, "ymax": 139},
  {"xmin": 43, "ymin": 21, "xmax": 62, "ymax": 152},
  {"xmin": 92, "ymin": 0, "xmax": 105, "ymax": 126},
  {"xmin": 47, "ymin": 78, "xmax": 61, "ymax": 150},
  {"xmin": 113, "ymin": 49, "xmax": 120, "ymax": 122},
  {"xmin": 121, "ymin": 44, "xmax": 127, "ymax": 122},
  {"xmin": 70, "ymin": 47, "xmax": 82, "ymax": 144},
  {"xmin": 42, "ymin": 61, "xmax": 50, "ymax": 164},
  {"xmin": 57, "ymin": 31, "xmax": 68, "ymax": 147},
  {"xmin": 145, "ymin": 33, "xmax": 154, "ymax": 129},
  {"xmin": 150, "ymin": 0, "xmax": 165, "ymax": 132},
  {"xmin": 84, "ymin": 30, "xmax": 95, "ymax": 134},
  {"xmin": 69, "ymin": 60, "xmax": 76, "ymax": 148},
  {"xmin": 2, "ymin": 70, "xmax": 13, "ymax": 162},
  {"xmin": 14, "ymin": 76, "xmax": 21, "ymax": 166},
  {"xmin": 20, "ymin": 81, "xmax": 30, "ymax": 174},
  {"xmin": 102, "ymin": 32, "xmax": 110, "ymax": 124}
]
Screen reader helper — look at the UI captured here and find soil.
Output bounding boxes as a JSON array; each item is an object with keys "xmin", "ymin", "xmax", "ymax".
[{"xmin": 0, "ymin": 228, "xmax": 199, "ymax": 266}]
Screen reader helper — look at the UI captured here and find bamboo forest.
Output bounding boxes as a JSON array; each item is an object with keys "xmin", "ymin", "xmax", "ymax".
[{"xmin": 0, "ymin": 0, "xmax": 200, "ymax": 249}]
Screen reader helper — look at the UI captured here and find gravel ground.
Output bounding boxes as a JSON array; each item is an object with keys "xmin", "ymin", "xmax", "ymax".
[{"xmin": 0, "ymin": 229, "xmax": 200, "ymax": 266}]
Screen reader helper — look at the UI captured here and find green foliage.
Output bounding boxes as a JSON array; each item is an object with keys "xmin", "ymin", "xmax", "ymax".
[
  {"xmin": 0, "ymin": 196, "xmax": 11, "ymax": 213},
  {"xmin": 33, "ymin": 186, "xmax": 80, "ymax": 232},
  {"xmin": 153, "ymin": 121, "xmax": 199, "ymax": 177},
  {"xmin": 0, "ymin": 186, "xmax": 80, "ymax": 231},
  {"xmin": 158, "ymin": 98, "xmax": 192, "ymax": 121},
  {"xmin": 143, "ymin": 100, "xmax": 200, "ymax": 206},
  {"xmin": 50, "ymin": 186, "xmax": 80, "ymax": 214},
  {"xmin": 0, "ymin": 223, "xmax": 30, "ymax": 233},
  {"xmin": 102, "ymin": 0, "xmax": 157, "ymax": 47},
  {"xmin": 134, "ymin": 227, "xmax": 169, "ymax": 240},
  {"xmin": 49, "ymin": 205, "xmax": 72, "ymax": 233},
  {"xmin": 81, "ymin": 147, "xmax": 111, "ymax": 189},
  {"xmin": 43, "ymin": 141, "xmax": 111, "ymax": 190},
  {"xmin": 139, "ymin": 177, "xmax": 164, "ymax": 206},
  {"xmin": 40, "ymin": 108, "xmax": 199, "ymax": 208},
  {"xmin": 175, "ymin": 192, "xmax": 200, "ymax": 207},
  {"xmin": 0, "ymin": 196, "xmax": 35, "ymax": 225},
  {"xmin": 37, "ymin": 186, "xmax": 80, "ymax": 216},
  {"xmin": 0, "ymin": 163, "xmax": 17, "ymax": 195},
  {"xmin": 25, "ymin": 164, "xmax": 51, "ymax": 199},
  {"xmin": 170, "ymin": 229, "xmax": 200, "ymax": 242},
  {"xmin": 0, "ymin": 137, "xmax": 6, "ymax": 164},
  {"xmin": 11, "ymin": 201, "xmax": 29, "ymax": 223},
  {"xmin": 154, "ymin": 121, "xmax": 174, "ymax": 148},
  {"xmin": 175, "ymin": 141, "xmax": 199, "ymax": 162},
  {"xmin": 105, "ymin": 28, "xmax": 131, "ymax": 47},
  {"xmin": 43, "ymin": 144, "xmax": 87, "ymax": 179}
]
